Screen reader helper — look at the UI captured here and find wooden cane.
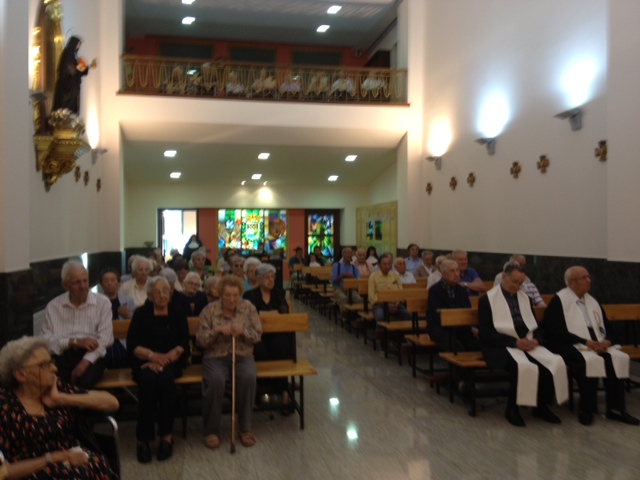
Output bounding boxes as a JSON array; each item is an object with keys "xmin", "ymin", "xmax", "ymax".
[{"xmin": 230, "ymin": 335, "xmax": 237, "ymax": 454}]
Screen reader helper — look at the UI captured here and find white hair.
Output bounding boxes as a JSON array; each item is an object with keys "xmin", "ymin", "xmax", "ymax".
[
  {"xmin": 159, "ymin": 267, "xmax": 177, "ymax": 286},
  {"xmin": 132, "ymin": 256, "xmax": 153, "ymax": 272},
  {"xmin": 440, "ymin": 259, "xmax": 457, "ymax": 273},
  {"xmin": 243, "ymin": 257, "xmax": 262, "ymax": 274},
  {"xmin": 146, "ymin": 275, "xmax": 170, "ymax": 295},
  {"xmin": 0, "ymin": 336, "xmax": 50, "ymax": 388},
  {"xmin": 61, "ymin": 260, "xmax": 86, "ymax": 283},
  {"xmin": 184, "ymin": 271, "xmax": 202, "ymax": 285}
]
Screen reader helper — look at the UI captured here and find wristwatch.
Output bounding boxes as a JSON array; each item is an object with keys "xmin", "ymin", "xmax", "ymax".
[{"xmin": 45, "ymin": 452, "xmax": 53, "ymax": 465}]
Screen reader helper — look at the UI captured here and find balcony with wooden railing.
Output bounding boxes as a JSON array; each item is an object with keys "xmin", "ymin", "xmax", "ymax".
[{"xmin": 121, "ymin": 55, "xmax": 408, "ymax": 104}]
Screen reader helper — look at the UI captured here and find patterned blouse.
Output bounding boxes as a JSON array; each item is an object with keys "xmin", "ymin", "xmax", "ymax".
[
  {"xmin": 196, "ymin": 299, "xmax": 262, "ymax": 358},
  {"xmin": 0, "ymin": 383, "xmax": 115, "ymax": 479}
]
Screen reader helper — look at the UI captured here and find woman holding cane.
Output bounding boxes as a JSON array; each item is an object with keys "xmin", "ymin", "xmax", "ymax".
[{"xmin": 196, "ymin": 276, "xmax": 262, "ymax": 449}]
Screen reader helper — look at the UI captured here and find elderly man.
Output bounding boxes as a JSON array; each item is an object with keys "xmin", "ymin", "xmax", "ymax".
[
  {"xmin": 479, "ymin": 263, "xmax": 568, "ymax": 426},
  {"xmin": 427, "ymin": 259, "xmax": 478, "ymax": 351},
  {"xmin": 427, "ymin": 255, "xmax": 447, "ymax": 289},
  {"xmin": 331, "ymin": 247, "xmax": 361, "ymax": 309},
  {"xmin": 394, "ymin": 257, "xmax": 416, "ymax": 285},
  {"xmin": 494, "ymin": 255, "xmax": 545, "ymax": 306},
  {"xmin": 405, "ymin": 244, "xmax": 422, "ymax": 274},
  {"xmin": 354, "ymin": 247, "xmax": 374, "ymax": 278},
  {"xmin": 368, "ymin": 253, "xmax": 411, "ymax": 322},
  {"xmin": 453, "ymin": 250, "xmax": 485, "ymax": 297},
  {"xmin": 414, "ymin": 250, "xmax": 436, "ymax": 279},
  {"xmin": 42, "ymin": 260, "xmax": 113, "ymax": 388},
  {"xmin": 544, "ymin": 266, "xmax": 639, "ymax": 426}
]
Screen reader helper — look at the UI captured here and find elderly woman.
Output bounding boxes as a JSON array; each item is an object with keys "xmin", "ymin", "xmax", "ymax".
[
  {"xmin": 243, "ymin": 257, "xmax": 262, "ymax": 291},
  {"xmin": 0, "ymin": 336, "xmax": 119, "ymax": 479},
  {"xmin": 196, "ymin": 276, "xmax": 262, "ymax": 449},
  {"xmin": 242, "ymin": 263, "xmax": 292, "ymax": 413},
  {"xmin": 203, "ymin": 276, "xmax": 220, "ymax": 304},
  {"xmin": 230, "ymin": 255, "xmax": 245, "ymax": 281},
  {"xmin": 127, "ymin": 277, "xmax": 189, "ymax": 463},
  {"xmin": 183, "ymin": 272, "xmax": 208, "ymax": 316},
  {"xmin": 190, "ymin": 248, "xmax": 213, "ymax": 282},
  {"xmin": 120, "ymin": 256, "xmax": 153, "ymax": 307}
]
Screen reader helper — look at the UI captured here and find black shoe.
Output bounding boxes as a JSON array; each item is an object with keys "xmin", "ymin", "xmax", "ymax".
[
  {"xmin": 606, "ymin": 410, "xmax": 640, "ymax": 426},
  {"xmin": 157, "ymin": 439, "xmax": 173, "ymax": 461},
  {"xmin": 532, "ymin": 405, "xmax": 561, "ymax": 424},
  {"xmin": 505, "ymin": 406, "xmax": 526, "ymax": 427},
  {"xmin": 578, "ymin": 410, "xmax": 594, "ymax": 426},
  {"xmin": 137, "ymin": 442, "xmax": 152, "ymax": 463}
]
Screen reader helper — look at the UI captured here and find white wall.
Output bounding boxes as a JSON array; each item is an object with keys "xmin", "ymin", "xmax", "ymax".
[
  {"xmin": 124, "ymin": 183, "xmax": 368, "ymax": 248},
  {"xmin": 366, "ymin": 162, "xmax": 397, "ymax": 206},
  {"xmin": 423, "ymin": 0, "xmax": 609, "ymax": 258},
  {"xmin": 26, "ymin": 0, "xmax": 105, "ymax": 262},
  {"xmin": 606, "ymin": 1, "xmax": 640, "ymax": 261}
]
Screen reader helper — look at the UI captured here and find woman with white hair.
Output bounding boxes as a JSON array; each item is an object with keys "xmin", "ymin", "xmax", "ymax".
[
  {"xmin": 0, "ymin": 336, "xmax": 118, "ymax": 478},
  {"xmin": 243, "ymin": 257, "xmax": 262, "ymax": 291},
  {"xmin": 119, "ymin": 256, "xmax": 153, "ymax": 307},
  {"xmin": 127, "ymin": 277, "xmax": 189, "ymax": 463},
  {"xmin": 182, "ymin": 271, "xmax": 208, "ymax": 316},
  {"xmin": 190, "ymin": 248, "xmax": 213, "ymax": 282},
  {"xmin": 242, "ymin": 263, "xmax": 292, "ymax": 413}
]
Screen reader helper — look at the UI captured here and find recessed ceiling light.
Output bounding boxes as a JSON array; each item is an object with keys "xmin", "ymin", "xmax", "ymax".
[
  {"xmin": 258, "ymin": 153, "xmax": 270, "ymax": 160},
  {"xmin": 182, "ymin": 0, "xmax": 195, "ymax": 4},
  {"xmin": 164, "ymin": 150, "xmax": 177, "ymax": 158},
  {"xmin": 182, "ymin": 16, "xmax": 196, "ymax": 25},
  {"xmin": 345, "ymin": 155, "xmax": 357, "ymax": 162},
  {"xmin": 327, "ymin": 6, "xmax": 342, "ymax": 14},
  {"xmin": 328, "ymin": 175, "xmax": 339, "ymax": 181},
  {"xmin": 317, "ymin": 25, "xmax": 330, "ymax": 33},
  {"xmin": 263, "ymin": 181, "xmax": 268, "ymax": 186},
  {"xmin": 241, "ymin": 180, "xmax": 246, "ymax": 186},
  {"xmin": 251, "ymin": 173, "xmax": 262, "ymax": 180},
  {"xmin": 170, "ymin": 172, "xmax": 181, "ymax": 179}
]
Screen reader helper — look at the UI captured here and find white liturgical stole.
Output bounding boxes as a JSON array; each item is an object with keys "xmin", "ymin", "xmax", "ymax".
[
  {"xmin": 557, "ymin": 288, "xmax": 629, "ymax": 379},
  {"xmin": 488, "ymin": 287, "xmax": 568, "ymax": 407}
]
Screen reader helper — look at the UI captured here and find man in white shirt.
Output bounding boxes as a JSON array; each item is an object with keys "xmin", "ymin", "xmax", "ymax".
[
  {"xmin": 404, "ymin": 244, "xmax": 422, "ymax": 274},
  {"xmin": 394, "ymin": 257, "xmax": 416, "ymax": 285},
  {"xmin": 42, "ymin": 260, "xmax": 113, "ymax": 388}
]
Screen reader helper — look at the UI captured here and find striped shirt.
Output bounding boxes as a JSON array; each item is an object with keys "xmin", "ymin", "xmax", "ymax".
[{"xmin": 42, "ymin": 292, "xmax": 113, "ymax": 364}]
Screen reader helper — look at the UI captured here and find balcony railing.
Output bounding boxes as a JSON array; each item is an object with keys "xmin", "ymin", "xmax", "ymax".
[{"xmin": 121, "ymin": 55, "xmax": 408, "ymax": 104}]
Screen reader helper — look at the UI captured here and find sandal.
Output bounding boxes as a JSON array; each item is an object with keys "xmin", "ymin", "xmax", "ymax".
[
  {"xmin": 204, "ymin": 434, "xmax": 220, "ymax": 449},
  {"xmin": 240, "ymin": 432, "xmax": 257, "ymax": 447}
]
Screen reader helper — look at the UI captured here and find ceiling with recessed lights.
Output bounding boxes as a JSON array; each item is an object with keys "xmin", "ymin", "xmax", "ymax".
[
  {"xmin": 125, "ymin": 0, "xmax": 399, "ymax": 49},
  {"xmin": 123, "ymin": 0, "xmax": 401, "ymax": 188}
]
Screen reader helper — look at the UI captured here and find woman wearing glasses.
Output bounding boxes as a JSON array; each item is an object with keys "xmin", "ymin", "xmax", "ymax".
[{"xmin": 0, "ymin": 336, "xmax": 118, "ymax": 479}]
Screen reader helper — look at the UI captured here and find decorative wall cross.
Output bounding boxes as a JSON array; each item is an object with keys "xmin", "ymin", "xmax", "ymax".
[
  {"xmin": 467, "ymin": 172, "xmax": 476, "ymax": 187},
  {"xmin": 449, "ymin": 176, "xmax": 458, "ymax": 190},
  {"xmin": 425, "ymin": 182, "xmax": 433, "ymax": 195},
  {"xmin": 510, "ymin": 162, "xmax": 521, "ymax": 179},
  {"xmin": 537, "ymin": 155, "xmax": 550, "ymax": 173},
  {"xmin": 595, "ymin": 140, "xmax": 607, "ymax": 162}
]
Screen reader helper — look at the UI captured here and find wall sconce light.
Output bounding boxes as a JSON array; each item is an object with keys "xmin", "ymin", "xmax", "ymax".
[
  {"xmin": 475, "ymin": 138, "xmax": 496, "ymax": 155},
  {"xmin": 91, "ymin": 147, "xmax": 108, "ymax": 164},
  {"xmin": 426, "ymin": 156, "xmax": 443, "ymax": 170},
  {"xmin": 594, "ymin": 140, "xmax": 607, "ymax": 162},
  {"xmin": 554, "ymin": 107, "xmax": 582, "ymax": 131}
]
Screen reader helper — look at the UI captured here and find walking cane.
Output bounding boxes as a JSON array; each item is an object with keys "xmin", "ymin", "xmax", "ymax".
[{"xmin": 230, "ymin": 335, "xmax": 237, "ymax": 454}]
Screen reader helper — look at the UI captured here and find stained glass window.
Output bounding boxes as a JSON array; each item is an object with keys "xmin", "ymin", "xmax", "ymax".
[
  {"xmin": 307, "ymin": 213, "xmax": 334, "ymax": 259},
  {"xmin": 217, "ymin": 209, "xmax": 287, "ymax": 254}
]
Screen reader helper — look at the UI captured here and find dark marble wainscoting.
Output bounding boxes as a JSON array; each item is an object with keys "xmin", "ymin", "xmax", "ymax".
[
  {"xmin": 0, "ymin": 251, "xmax": 124, "ymax": 347},
  {"xmin": 397, "ymin": 249, "xmax": 640, "ymax": 304}
]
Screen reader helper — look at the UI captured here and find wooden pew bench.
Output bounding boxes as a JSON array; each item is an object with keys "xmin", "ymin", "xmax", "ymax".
[
  {"xmin": 95, "ymin": 313, "xmax": 317, "ymax": 433},
  {"xmin": 376, "ymin": 288, "xmax": 428, "ymax": 363},
  {"xmin": 438, "ymin": 306, "xmax": 546, "ymax": 416},
  {"xmin": 341, "ymin": 278, "xmax": 368, "ymax": 332},
  {"xmin": 403, "ymin": 297, "xmax": 440, "ymax": 378}
]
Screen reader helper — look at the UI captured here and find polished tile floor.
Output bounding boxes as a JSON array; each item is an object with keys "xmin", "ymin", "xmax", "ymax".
[{"xmin": 118, "ymin": 300, "xmax": 640, "ymax": 479}]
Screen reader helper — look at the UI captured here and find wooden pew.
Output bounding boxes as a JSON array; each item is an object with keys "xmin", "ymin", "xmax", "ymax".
[
  {"xmin": 342, "ymin": 278, "xmax": 368, "ymax": 331},
  {"xmin": 376, "ymin": 288, "xmax": 428, "ymax": 362},
  {"xmin": 601, "ymin": 304, "xmax": 640, "ymax": 361},
  {"xmin": 95, "ymin": 313, "xmax": 317, "ymax": 432},
  {"xmin": 355, "ymin": 282, "xmax": 375, "ymax": 343},
  {"xmin": 438, "ymin": 305, "xmax": 547, "ymax": 416},
  {"xmin": 403, "ymin": 297, "xmax": 438, "ymax": 378}
]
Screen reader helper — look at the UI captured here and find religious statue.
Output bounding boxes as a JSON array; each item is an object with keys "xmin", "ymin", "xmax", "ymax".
[{"xmin": 51, "ymin": 36, "xmax": 97, "ymax": 115}]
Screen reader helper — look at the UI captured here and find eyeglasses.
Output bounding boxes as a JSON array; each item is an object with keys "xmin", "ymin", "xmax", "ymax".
[{"xmin": 22, "ymin": 359, "xmax": 55, "ymax": 370}]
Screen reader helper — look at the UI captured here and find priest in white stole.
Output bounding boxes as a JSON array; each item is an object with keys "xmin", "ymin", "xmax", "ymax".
[
  {"xmin": 479, "ymin": 263, "xmax": 568, "ymax": 427},
  {"xmin": 544, "ymin": 266, "xmax": 639, "ymax": 426}
]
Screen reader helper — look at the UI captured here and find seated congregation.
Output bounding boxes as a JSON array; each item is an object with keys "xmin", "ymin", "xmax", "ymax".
[{"xmin": 1, "ymin": 242, "xmax": 638, "ymax": 479}]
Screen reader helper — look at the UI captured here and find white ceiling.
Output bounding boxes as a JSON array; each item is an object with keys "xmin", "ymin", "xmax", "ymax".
[
  {"xmin": 125, "ymin": 0, "xmax": 398, "ymax": 49},
  {"xmin": 123, "ymin": 0, "xmax": 402, "ymax": 188},
  {"xmin": 122, "ymin": 121, "xmax": 403, "ymax": 186}
]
